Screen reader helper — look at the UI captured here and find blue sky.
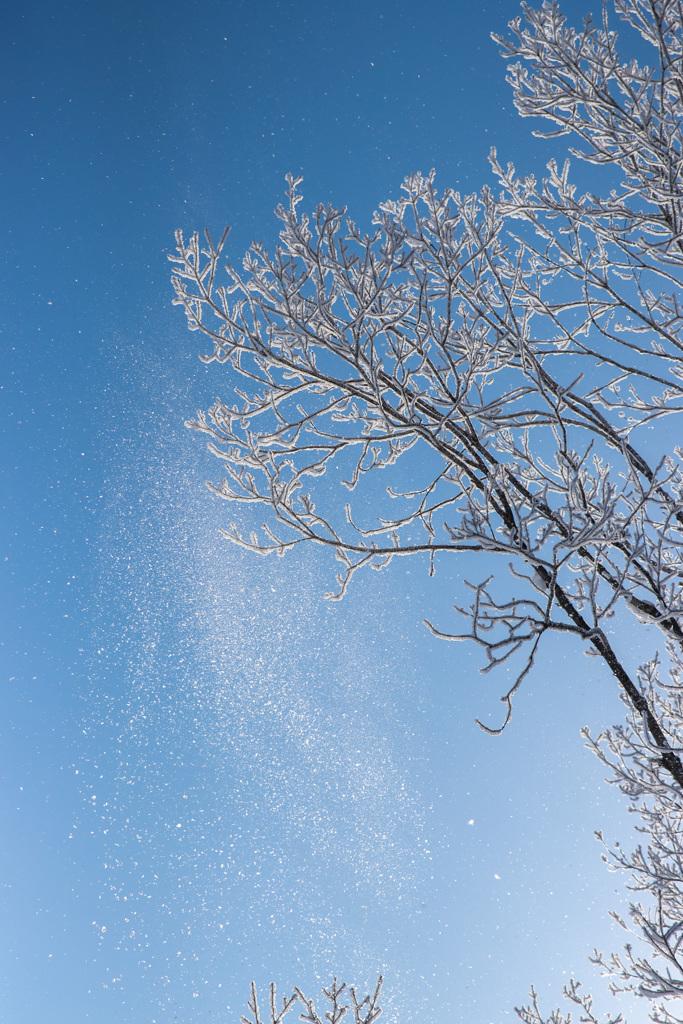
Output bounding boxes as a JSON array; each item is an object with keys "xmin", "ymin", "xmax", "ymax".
[{"xmin": 1, "ymin": 1, "xmax": 655, "ymax": 1021}]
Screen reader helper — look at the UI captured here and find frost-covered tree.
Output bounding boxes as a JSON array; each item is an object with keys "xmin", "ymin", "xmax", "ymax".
[
  {"xmin": 171, "ymin": 0, "xmax": 683, "ymax": 784},
  {"xmin": 172, "ymin": 0, "xmax": 683, "ymax": 1018},
  {"xmin": 239, "ymin": 978, "xmax": 383, "ymax": 1024}
]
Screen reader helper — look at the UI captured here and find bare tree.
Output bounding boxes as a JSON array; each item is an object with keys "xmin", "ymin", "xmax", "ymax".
[
  {"xmin": 170, "ymin": 0, "xmax": 683, "ymax": 1019},
  {"xmin": 239, "ymin": 978, "xmax": 383, "ymax": 1024},
  {"xmin": 171, "ymin": 0, "xmax": 683, "ymax": 785}
]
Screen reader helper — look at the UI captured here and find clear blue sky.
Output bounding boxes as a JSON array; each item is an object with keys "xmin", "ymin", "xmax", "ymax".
[{"xmin": 2, "ymin": 1, "xmax": 651, "ymax": 1021}]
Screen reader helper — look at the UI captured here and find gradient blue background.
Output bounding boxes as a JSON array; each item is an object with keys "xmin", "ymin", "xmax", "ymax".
[{"xmin": 2, "ymin": 1, "xmax": 652, "ymax": 1021}]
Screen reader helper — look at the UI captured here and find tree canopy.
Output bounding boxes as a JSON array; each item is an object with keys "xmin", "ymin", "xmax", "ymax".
[{"xmin": 172, "ymin": 0, "xmax": 683, "ymax": 1018}]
